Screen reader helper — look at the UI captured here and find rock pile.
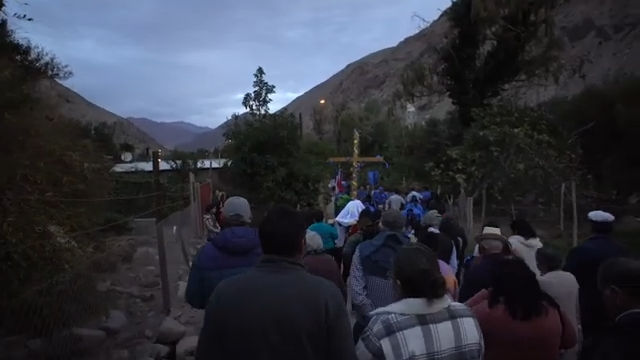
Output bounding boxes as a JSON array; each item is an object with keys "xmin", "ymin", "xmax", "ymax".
[{"xmin": 0, "ymin": 310, "xmax": 198, "ymax": 360}]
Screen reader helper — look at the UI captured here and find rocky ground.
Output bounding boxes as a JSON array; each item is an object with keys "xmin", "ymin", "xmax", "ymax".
[{"xmin": 0, "ymin": 231, "xmax": 206, "ymax": 360}]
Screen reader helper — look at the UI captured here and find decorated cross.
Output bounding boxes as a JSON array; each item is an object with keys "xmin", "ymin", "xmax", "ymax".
[{"xmin": 328, "ymin": 129, "xmax": 385, "ymax": 198}]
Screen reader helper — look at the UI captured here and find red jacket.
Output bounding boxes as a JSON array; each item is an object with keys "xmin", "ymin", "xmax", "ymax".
[
  {"xmin": 302, "ymin": 252, "xmax": 347, "ymax": 302},
  {"xmin": 466, "ymin": 289, "xmax": 577, "ymax": 360}
]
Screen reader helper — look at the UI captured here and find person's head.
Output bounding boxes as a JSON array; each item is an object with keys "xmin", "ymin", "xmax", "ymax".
[
  {"xmin": 438, "ymin": 217, "xmax": 459, "ymax": 241},
  {"xmin": 310, "ymin": 209, "xmax": 324, "ymax": 223},
  {"xmin": 510, "ymin": 218, "xmax": 537, "ymax": 239},
  {"xmin": 380, "ymin": 209, "xmax": 405, "ymax": 233},
  {"xmin": 409, "ymin": 195, "xmax": 419, "ymax": 203},
  {"xmin": 415, "ymin": 227, "xmax": 441, "ymax": 253},
  {"xmin": 489, "ymin": 257, "xmax": 547, "ymax": 321},
  {"xmin": 364, "ymin": 194, "xmax": 373, "ymax": 204},
  {"xmin": 476, "ymin": 222, "xmax": 509, "ymax": 255},
  {"xmin": 535, "ymin": 248, "xmax": 563, "ymax": 275},
  {"xmin": 430, "ymin": 201, "xmax": 446, "ymax": 216},
  {"xmin": 358, "ymin": 208, "xmax": 380, "ymax": 239},
  {"xmin": 304, "ymin": 230, "xmax": 324, "ymax": 253},
  {"xmin": 205, "ymin": 203, "xmax": 216, "ymax": 215},
  {"xmin": 588, "ymin": 210, "xmax": 615, "ymax": 235},
  {"xmin": 598, "ymin": 257, "xmax": 640, "ymax": 319},
  {"xmin": 221, "ymin": 196, "xmax": 252, "ymax": 227},
  {"xmin": 258, "ymin": 205, "xmax": 307, "ymax": 258},
  {"xmin": 421, "ymin": 210, "xmax": 442, "ymax": 228},
  {"xmin": 392, "ymin": 243, "xmax": 447, "ymax": 300}
]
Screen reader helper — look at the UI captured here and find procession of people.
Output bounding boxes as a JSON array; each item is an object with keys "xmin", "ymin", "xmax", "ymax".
[{"xmin": 187, "ymin": 185, "xmax": 639, "ymax": 360}]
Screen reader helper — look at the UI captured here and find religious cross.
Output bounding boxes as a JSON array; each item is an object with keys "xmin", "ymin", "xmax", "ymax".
[{"xmin": 328, "ymin": 129, "xmax": 385, "ymax": 198}]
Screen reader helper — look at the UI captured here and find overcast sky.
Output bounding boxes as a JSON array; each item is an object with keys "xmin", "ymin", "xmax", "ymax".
[{"xmin": 10, "ymin": 0, "xmax": 448, "ymax": 127}]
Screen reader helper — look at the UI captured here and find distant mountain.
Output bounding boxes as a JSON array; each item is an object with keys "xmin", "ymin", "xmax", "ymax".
[
  {"xmin": 166, "ymin": 121, "xmax": 212, "ymax": 134},
  {"xmin": 174, "ymin": 114, "xmax": 251, "ymax": 151},
  {"xmin": 127, "ymin": 117, "xmax": 212, "ymax": 149},
  {"xmin": 35, "ymin": 80, "xmax": 166, "ymax": 151}
]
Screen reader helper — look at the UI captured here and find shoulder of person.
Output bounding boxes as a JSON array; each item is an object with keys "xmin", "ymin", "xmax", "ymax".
[{"xmin": 306, "ymin": 273, "xmax": 345, "ymax": 303}]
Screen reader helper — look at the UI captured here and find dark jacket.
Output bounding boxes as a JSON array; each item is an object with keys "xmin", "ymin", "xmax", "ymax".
[
  {"xmin": 359, "ymin": 230, "xmax": 409, "ymax": 278},
  {"xmin": 579, "ymin": 310, "xmax": 640, "ymax": 360},
  {"xmin": 563, "ymin": 235, "xmax": 627, "ymax": 339},
  {"xmin": 303, "ymin": 251, "xmax": 347, "ymax": 302},
  {"xmin": 438, "ymin": 233, "xmax": 455, "ymax": 265},
  {"xmin": 195, "ymin": 256, "xmax": 357, "ymax": 360},
  {"xmin": 458, "ymin": 253, "xmax": 504, "ymax": 303},
  {"xmin": 185, "ymin": 226, "xmax": 262, "ymax": 309}
]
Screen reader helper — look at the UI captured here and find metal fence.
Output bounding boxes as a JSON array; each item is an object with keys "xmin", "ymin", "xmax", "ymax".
[{"xmin": 0, "ymin": 195, "xmax": 201, "ymax": 359}]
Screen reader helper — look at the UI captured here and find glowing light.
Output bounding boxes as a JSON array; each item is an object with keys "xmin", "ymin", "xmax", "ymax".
[{"xmin": 319, "ymin": 99, "xmax": 326, "ymax": 104}]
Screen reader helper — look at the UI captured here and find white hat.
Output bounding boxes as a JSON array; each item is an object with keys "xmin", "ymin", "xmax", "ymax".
[
  {"xmin": 222, "ymin": 196, "xmax": 252, "ymax": 222},
  {"xmin": 587, "ymin": 210, "xmax": 615, "ymax": 223},
  {"xmin": 481, "ymin": 226, "xmax": 502, "ymax": 235}
]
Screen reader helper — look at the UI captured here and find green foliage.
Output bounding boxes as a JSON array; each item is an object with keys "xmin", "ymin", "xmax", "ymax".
[
  {"xmin": 402, "ymin": 0, "xmax": 562, "ymax": 128},
  {"xmin": 427, "ymin": 105, "xmax": 578, "ymax": 199},
  {"xmin": 224, "ymin": 67, "xmax": 330, "ymax": 206},
  {"xmin": 546, "ymin": 76, "xmax": 640, "ymax": 197},
  {"xmin": 0, "ymin": 5, "xmax": 114, "ymax": 336}
]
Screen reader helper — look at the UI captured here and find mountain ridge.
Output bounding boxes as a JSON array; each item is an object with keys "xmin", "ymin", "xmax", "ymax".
[
  {"xmin": 35, "ymin": 80, "xmax": 166, "ymax": 151},
  {"xmin": 127, "ymin": 117, "xmax": 212, "ymax": 149},
  {"xmin": 177, "ymin": 0, "xmax": 640, "ymax": 151}
]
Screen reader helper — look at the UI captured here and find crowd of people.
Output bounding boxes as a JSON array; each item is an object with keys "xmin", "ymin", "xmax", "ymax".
[{"xmin": 186, "ymin": 188, "xmax": 639, "ymax": 360}]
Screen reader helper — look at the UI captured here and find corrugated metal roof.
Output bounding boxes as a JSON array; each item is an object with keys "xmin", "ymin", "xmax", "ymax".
[{"xmin": 111, "ymin": 158, "xmax": 229, "ymax": 173}]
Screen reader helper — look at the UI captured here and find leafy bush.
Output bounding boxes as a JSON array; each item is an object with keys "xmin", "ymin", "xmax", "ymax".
[{"xmin": 0, "ymin": 6, "xmax": 115, "ymax": 336}]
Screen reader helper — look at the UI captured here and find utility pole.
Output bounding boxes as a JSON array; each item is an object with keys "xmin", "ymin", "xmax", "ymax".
[{"xmin": 152, "ymin": 150, "xmax": 172, "ymax": 314}]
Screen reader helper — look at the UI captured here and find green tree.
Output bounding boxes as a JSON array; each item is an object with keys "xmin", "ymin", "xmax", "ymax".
[
  {"xmin": 402, "ymin": 0, "xmax": 562, "ymax": 129},
  {"xmin": 224, "ymin": 67, "xmax": 328, "ymax": 205},
  {"xmin": 547, "ymin": 76, "xmax": 640, "ymax": 197},
  {"xmin": 0, "ymin": 2, "xmax": 125, "ymax": 335},
  {"xmin": 427, "ymin": 105, "xmax": 578, "ymax": 201}
]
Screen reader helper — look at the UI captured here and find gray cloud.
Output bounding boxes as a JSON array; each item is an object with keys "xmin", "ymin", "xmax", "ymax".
[{"xmin": 11, "ymin": 0, "xmax": 447, "ymax": 126}]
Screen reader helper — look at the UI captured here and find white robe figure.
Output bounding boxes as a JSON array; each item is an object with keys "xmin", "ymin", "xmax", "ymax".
[{"xmin": 334, "ymin": 200, "xmax": 365, "ymax": 247}]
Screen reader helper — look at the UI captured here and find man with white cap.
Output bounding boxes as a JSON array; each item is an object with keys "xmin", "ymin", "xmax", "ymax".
[{"xmin": 563, "ymin": 210, "xmax": 627, "ymax": 340}]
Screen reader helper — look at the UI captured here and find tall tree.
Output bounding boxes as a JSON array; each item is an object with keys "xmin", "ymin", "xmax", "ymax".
[
  {"xmin": 224, "ymin": 67, "xmax": 329, "ymax": 205},
  {"xmin": 402, "ymin": 0, "xmax": 562, "ymax": 129}
]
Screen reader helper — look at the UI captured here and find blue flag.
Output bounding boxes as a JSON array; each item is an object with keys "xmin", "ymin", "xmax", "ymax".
[{"xmin": 367, "ymin": 171, "xmax": 379, "ymax": 186}]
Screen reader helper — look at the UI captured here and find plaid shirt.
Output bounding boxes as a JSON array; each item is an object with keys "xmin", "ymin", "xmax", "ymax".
[
  {"xmin": 356, "ymin": 297, "xmax": 484, "ymax": 360},
  {"xmin": 348, "ymin": 247, "xmax": 397, "ymax": 321}
]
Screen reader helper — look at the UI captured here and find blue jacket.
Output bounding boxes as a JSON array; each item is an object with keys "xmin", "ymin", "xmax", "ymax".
[
  {"xmin": 185, "ymin": 226, "xmax": 262, "ymax": 309},
  {"xmin": 372, "ymin": 189, "xmax": 388, "ymax": 207},
  {"xmin": 359, "ymin": 230, "xmax": 410, "ymax": 278},
  {"xmin": 402, "ymin": 202, "xmax": 425, "ymax": 224},
  {"xmin": 308, "ymin": 222, "xmax": 339, "ymax": 250}
]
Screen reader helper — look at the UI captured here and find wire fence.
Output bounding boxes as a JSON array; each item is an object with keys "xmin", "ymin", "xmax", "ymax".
[{"xmin": 0, "ymin": 186, "xmax": 199, "ymax": 359}]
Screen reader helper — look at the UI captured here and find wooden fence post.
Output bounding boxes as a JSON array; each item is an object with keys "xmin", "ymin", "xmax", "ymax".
[
  {"xmin": 481, "ymin": 187, "xmax": 487, "ymax": 226},
  {"xmin": 189, "ymin": 173, "xmax": 198, "ymax": 238},
  {"xmin": 152, "ymin": 150, "xmax": 171, "ymax": 314},
  {"xmin": 466, "ymin": 197, "xmax": 474, "ymax": 236},
  {"xmin": 571, "ymin": 180, "xmax": 578, "ymax": 246},
  {"xmin": 560, "ymin": 182, "xmax": 565, "ymax": 232}
]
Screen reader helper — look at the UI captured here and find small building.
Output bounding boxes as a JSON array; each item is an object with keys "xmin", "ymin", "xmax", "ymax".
[{"xmin": 110, "ymin": 158, "xmax": 230, "ymax": 183}]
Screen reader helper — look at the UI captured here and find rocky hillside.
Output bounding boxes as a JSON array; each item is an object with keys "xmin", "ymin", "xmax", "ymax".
[
  {"xmin": 127, "ymin": 117, "xmax": 211, "ymax": 149},
  {"xmin": 179, "ymin": 0, "xmax": 640, "ymax": 150},
  {"xmin": 35, "ymin": 80, "xmax": 166, "ymax": 151}
]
